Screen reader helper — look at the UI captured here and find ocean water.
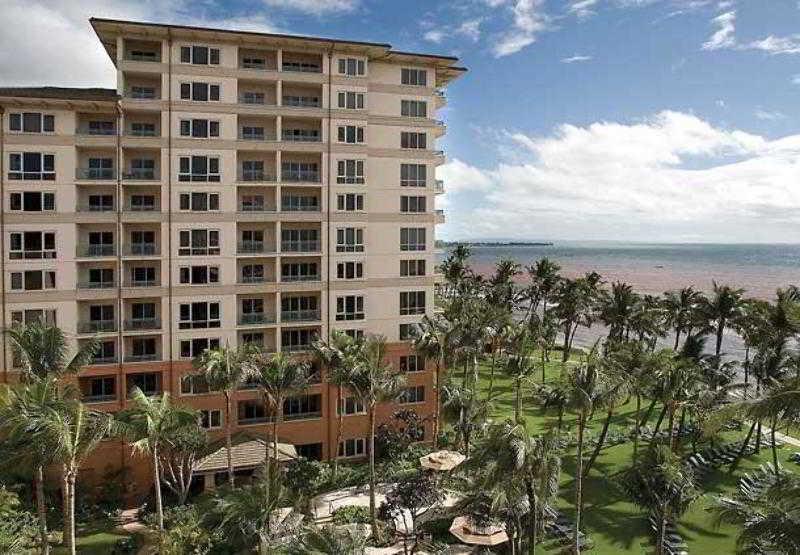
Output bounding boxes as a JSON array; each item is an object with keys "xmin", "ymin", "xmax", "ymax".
[{"xmin": 438, "ymin": 241, "xmax": 800, "ymax": 357}]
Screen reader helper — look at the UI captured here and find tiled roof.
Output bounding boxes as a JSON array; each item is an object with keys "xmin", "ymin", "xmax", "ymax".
[
  {"xmin": 0, "ymin": 87, "xmax": 118, "ymax": 101},
  {"xmin": 195, "ymin": 437, "xmax": 297, "ymax": 473}
]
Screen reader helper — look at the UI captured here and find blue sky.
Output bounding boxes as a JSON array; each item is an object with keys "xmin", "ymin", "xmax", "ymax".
[{"xmin": 2, "ymin": 0, "xmax": 800, "ymax": 242}]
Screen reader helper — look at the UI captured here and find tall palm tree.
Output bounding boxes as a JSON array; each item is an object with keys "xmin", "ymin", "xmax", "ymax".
[
  {"xmin": 116, "ymin": 389, "xmax": 198, "ymax": 530},
  {"xmin": 524, "ymin": 257, "xmax": 562, "ymax": 318},
  {"xmin": 662, "ymin": 287, "xmax": 704, "ymax": 350},
  {"xmin": 730, "ymin": 299, "xmax": 770, "ymax": 398},
  {"xmin": 703, "ymin": 282, "xmax": 745, "ymax": 357},
  {"xmin": 290, "ymin": 524, "xmax": 368, "ymax": 554},
  {"xmin": 553, "ymin": 273, "xmax": 602, "ymax": 362},
  {"xmin": 40, "ymin": 398, "xmax": 113, "ymax": 555},
  {"xmin": 193, "ymin": 345, "xmax": 254, "ymax": 487},
  {"xmin": 6, "ymin": 321, "xmax": 97, "ymax": 382},
  {"xmin": 470, "ymin": 421, "xmax": 562, "ymax": 554},
  {"xmin": 599, "ymin": 281, "xmax": 640, "ymax": 342},
  {"xmin": 412, "ymin": 315, "xmax": 454, "ymax": 447},
  {"xmin": 346, "ymin": 335, "xmax": 406, "ymax": 538},
  {"xmin": 504, "ymin": 325, "xmax": 536, "ymax": 423},
  {"xmin": 442, "ymin": 383, "xmax": 491, "ymax": 457}
]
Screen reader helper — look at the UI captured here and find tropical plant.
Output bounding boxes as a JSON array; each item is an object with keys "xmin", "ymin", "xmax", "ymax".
[
  {"xmin": 289, "ymin": 524, "xmax": 369, "ymax": 555},
  {"xmin": 6, "ymin": 321, "xmax": 98, "ymax": 382},
  {"xmin": 412, "ymin": 315, "xmax": 454, "ymax": 446},
  {"xmin": 0, "ymin": 486, "xmax": 38, "ymax": 554},
  {"xmin": 159, "ymin": 423, "xmax": 208, "ymax": 504},
  {"xmin": 442, "ymin": 383, "xmax": 491, "ymax": 457},
  {"xmin": 503, "ymin": 324, "xmax": 537, "ymax": 423},
  {"xmin": 702, "ymin": 282, "xmax": 745, "ymax": 357},
  {"xmin": 599, "ymin": 281, "xmax": 640, "ymax": 342},
  {"xmin": 116, "ymin": 389, "xmax": 198, "ymax": 531},
  {"xmin": 553, "ymin": 273, "xmax": 603, "ymax": 362},
  {"xmin": 662, "ymin": 287, "xmax": 705, "ymax": 350},
  {"xmin": 380, "ymin": 471, "xmax": 444, "ymax": 552}
]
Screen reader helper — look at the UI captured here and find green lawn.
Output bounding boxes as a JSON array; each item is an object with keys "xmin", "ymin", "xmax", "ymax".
[
  {"xmin": 51, "ymin": 518, "xmax": 135, "ymax": 555},
  {"xmin": 458, "ymin": 355, "xmax": 797, "ymax": 554}
]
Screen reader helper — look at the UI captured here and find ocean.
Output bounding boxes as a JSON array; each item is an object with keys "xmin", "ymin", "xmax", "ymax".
[{"xmin": 437, "ymin": 241, "xmax": 800, "ymax": 357}]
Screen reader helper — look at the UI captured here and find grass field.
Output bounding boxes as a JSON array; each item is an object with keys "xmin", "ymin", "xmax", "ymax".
[
  {"xmin": 460, "ymin": 354, "xmax": 797, "ymax": 554},
  {"xmin": 51, "ymin": 517, "xmax": 135, "ymax": 555}
]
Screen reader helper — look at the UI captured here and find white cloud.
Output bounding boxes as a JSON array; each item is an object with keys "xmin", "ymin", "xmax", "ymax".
[
  {"xmin": 745, "ymin": 35, "xmax": 800, "ymax": 55},
  {"xmin": 457, "ymin": 19, "xmax": 483, "ymax": 42},
  {"xmin": 493, "ymin": 0, "xmax": 549, "ymax": 57},
  {"xmin": 260, "ymin": 0, "xmax": 358, "ymax": 14},
  {"xmin": 423, "ymin": 30, "xmax": 445, "ymax": 44},
  {"xmin": 0, "ymin": 0, "xmax": 277, "ymax": 87},
  {"xmin": 715, "ymin": 99, "xmax": 726, "ymax": 108},
  {"xmin": 754, "ymin": 108, "xmax": 786, "ymax": 121},
  {"xmin": 561, "ymin": 54, "xmax": 593, "ymax": 63},
  {"xmin": 792, "ymin": 74, "xmax": 800, "ymax": 85},
  {"xmin": 438, "ymin": 111, "xmax": 800, "ymax": 243},
  {"xmin": 702, "ymin": 10, "xmax": 736, "ymax": 50},
  {"xmin": 569, "ymin": 0, "xmax": 600, "ymax": 18}
]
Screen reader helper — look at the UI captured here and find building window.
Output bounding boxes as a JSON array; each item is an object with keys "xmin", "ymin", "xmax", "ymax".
[
  {"xmin": 283, "ymin": 394, "xmax": 321, "ymax": 419},
  {"xmin": 337, "ymin": 91, "xmax": 365, "ymax": 110},
  {"xmin": 337, "ymin": 125, "xmax": 365, "ymax": 144},
  {"xmin": 241, "ymin": 332, "xmax": 265, "ymax": 349},
  {"xmin": 282, "ymin": 161, "xmax": 319, "ymax": 182},
  {"xmin": 130, "ymin": 86, "xmax": 156, "ymax": 99},
  {"xmin": 399, "ymin": 323, "xmax": 417, "ymax": 340},
  {"xmin": 238, "ymin": 400, "xmax": 268, "ymax": 425},
  {"xmin": 400, "ymin": 228, "xmax": 426, "ymax": 251},
  {"xmin": 401, "ymin": 132, "xmax": 427, "ymax": 149},
  {"xmin": 180, "ymin": 45, "xmax": 220, "ymax": 65},
  {"xmin": 281, "ymin": 328, "xmax": 316, "ymax": 351},
  {"xmin": 338, "ymin": 396, "xmax": 365, "ymax": 415},
  {"xmin": 400, "ymin": 355, "xmax": 425, "ymax": 373},
  {"xmin": 336, "ymin": 295, "xmax": 364, "ymax": 321},
  {"xmin": 281, "ymin": 296, "xmax": 318, "ymax": 320},
  {"xmin": 181, "ymin": 374, "xmax": 212, "ymax": 395},
  {"xmin": 180, "ymin": 119, "xmax": 219, "ymax": 138},
  {"xmin": 11, "ymin": 309, "xmax": 56, "ymax": 326},
  {"xmin": 93, "ymin": 341, "xmax": 116, "ymax": 364},
  {"xmin": 401, "ymin": 68, "xmax": 427, "ymax": 86},
  {"xmin": 127, "ymin": 372, "xmax": 160, "ymax": 396},
  {"xmin": 199, "ymin": 409, "xmax": 222, "ymax": 429},
  {"xmin": 401, "ymin": 100, "xmax": 427, "ymax": 118},
  {"xmin": 400, "ymin": 164, "xmax": 427, "ymax": 187},
  {"xmin": 10, "ymin": 191, "xmax": 55, "ymax": 212},
  {"xmin": 180, "ymin": 337, "xmax": 220, "ymax": 359},
  {"xmin": 130, "ymin": 267, "xmax": 156, "ymax": 287},
  {"xmin": 400, "ymin": 291, "xmax": 426, "ymax": 315},
  {"xmin": 343, "ymin": 329, "xmax": 365, "ymax": 340},
  {"xmin": 179, "ymin": 192, "xmax": 219, "ymax": 211},
  {"xmin": 400, "ymin": 259, "xmax": 426, "ymax": 277},
  {"xmin": 336, "ymin": 261, "xmax": 364, "ymax": 280},
  {"xmin": 179, "ymin": 265, "xmax": 220, "ymax": 284},
  {"xmin": 10, "ymin": 270, "xmax": 55, "ymax": 291},
  {"xmin": 129, "ymin": 195, "xmax": 155, "ymax": 211},
  {"xmin": 178, "ymin": 156, "xmax": 220, "ymax": 182},
  {"xmin": 281, "ymin": 194, "xmax": 319, "ymax": 212},
  {"xmin": 130, "ymin": 122, "xmax": 156, "ymax": 137},
  {"xmin": 401, "ymin": 196, "xmax": 426, "ymax": 213},
  {"xmin": 179, "ymin": 82, "xmax": 220, "ymax": 101},
  {"xmin": 178, "ymin": 302, "xmax": 221, "ymax": 329},
  {"xmin": 9, "ymin": 112, "xmax": 54, "ymax": 133},
  {"xmin": 282, "ymin": 262, "xmax": 318, "ymax": 282},
  {"xmin": 8, "ymin": 153, "xmax": 55, "ymax": 181},
  {"xmin": 89, "ymin": 194, "xmax": 114, "ymax": 212},
  {"xmin": 9, "ymin": 231, "xmax": 56, "ymax": 259},
  {"xmin": 338, "ymin": 57, "xmax": 366, "ymax": 76},
  {"xmin": 336, "ymin": 228, "xmax": 364, "ymax": 253},
  {"xmin": 241, "ymin": 264, "xmax": 265, "ymax": 283},
  {"xmin": 178, "ymin": 229, "xmax": 220, "ymax": 256},
  {"xmin": 296, "ymin": 443, "xmax": 323, "ymax": 460},
  {"xmin": 338, "ymin": 437, "xmax": 366, "ymax": 458},
  {"xmin": 336, "ymin": 193, "xmax": 364, "ymax": 211},
  {"xmin": 336, "ymin": 160, "xmax": 365, "ymax": 184},
  {"xmin": 399, "ymin": 385, "xmax": 425, "ymax": 404}
]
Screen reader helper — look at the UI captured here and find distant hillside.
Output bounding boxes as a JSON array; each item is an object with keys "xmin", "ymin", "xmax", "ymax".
[{"xmin": 436, "ymin": 240, "xmax": 554, "ymax": 248}]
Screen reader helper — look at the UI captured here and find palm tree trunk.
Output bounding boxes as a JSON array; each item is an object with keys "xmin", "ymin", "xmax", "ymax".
[
  {"xmin": 653, "ymin": 405, "xmax": 667, "ymax": 434},
  {"xmin": 562, "ymin": 324, "xmax": 571, "ymax": 363},
  {"xmin": 729, "ymin": 421, "xmax": 756, "ymax": 474},
  {"xmin": 527, "ymin": 481, "xmax": 537, "ymax": 555},
  {"xmin": 153, "ymin": 447, "xmax": 164, "ymax": 530},
  {"xmin": 657, "ymin": 507, "xmax": 667, "ymax": 555},
  {"xmin": 755, "ymin": 420, "xmax": 762, "ymax": 453},
  {"xmin": 770, "ymin": 415, "xmax": 779, "ymax": 475},
  {"xmin": 715, "ymin": 321, "xmax": 724, "ymax": 357},
  {"xmin": 667, "ymin": 404, "xmax": 676, "ymax": 453},
  {"xmin": 584, "ymin": 409, "xmax": 613, "ymax": 477},
  {"xmin": 541, "ymin": 349, "xmax": 546, "ymax": 383},
  {"xmin": 743, "ymin": 346, "xmax": 750, "ymax": 398},
  {"xmin": 334, "ymin": 386, "xmax": 343, "ymax": 479},
  {"xmin": 35, "ymin": 465, "xmax": 49, "ymax": 555},
  {"xmin": 557, "ymin": 404, "xmax": 564, "ymax": 434},
  {"xmin": 632, "ymin": 394, "xmax": 641, "ymax": 464},
  {"xmin": 640, "ymin": 399, "xmax": 657, "ymax": 428},
  {"xmin": 368, "ymin": 406, "xmax": 378, "ymax": 539},
  {"xmin": 433, "ymin": 360, "xmax": 441, "ymax": 449},
  {"xmin": 515, "ymin": 378, "xmax": 522, "ymax": 423},
  {"xmin": 487, "ymin": 347, "xmax": 497, "ymax": 400},
  {"xmin": 66, "ymin": 468, "xmax": 77, "ymax": 555},
  {"xmin": 225, "ymin": 391, "xmax": 234, "ymax": 487},
  {"xmin": 673, "ymin": 329, "xmax": 680, "ymax": 351},
  {"xmin": 574, "ymin": 413, "xmax": 585, "ymax": 555},
  {"xmin": 676, "ymin": 407, "xmax": 687, "ymax": 451}
]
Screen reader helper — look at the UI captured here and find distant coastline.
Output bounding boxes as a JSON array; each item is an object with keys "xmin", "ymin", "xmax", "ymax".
[{"xmin": 437, "ymin": 240, "xmax": 554, "ymax": 247}]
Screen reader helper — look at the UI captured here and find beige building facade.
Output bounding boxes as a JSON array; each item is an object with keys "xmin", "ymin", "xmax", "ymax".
[{"xmin": 0, "ymin": 18, "xmax": 464, "ymax": 494}]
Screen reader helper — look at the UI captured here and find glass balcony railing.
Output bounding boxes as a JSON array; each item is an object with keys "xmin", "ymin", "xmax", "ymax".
[
  {"xmin": 123, "ymin": 169, "xmax": 157, "ymax": 181},
  {"xmin": 281, "ymin": 131, "xmax": 321, "ymax": 142},
  {"xmin": 281, "ymin": 61, "xmax": 322, "ymax": 73},
  {"xmin": 238, "ymin": 170, "xmax": 277, "ymax": 182},
  {"xmin": 91, "ymin": 355, "xmax": 118, "ymax": 365},
  {"xmin": 78, "ymin": 320, "xmax": 117, "ymax": 334},
  {"xmin": 281, "ymin": 274, "xmax": 320, "ymax": 282},
  {"xmin": 237, "ymin": 241, "xmax": 274, "ymax": 254},
  {"xmin": 126, "ymin": 244, "xmax": 158, "ymax": 256},
  {"xmin": 281, "ymin": 309, "xmax": 321, "ymax": 322},
  {"xmin": 126, "ymin": 279, "xmax": 158, "ymax": 288},
  {"xmin": 124, "ymin": 318, "xmax": 161, "ymax": 331},
  {"xmin": 79, "ymin": 245, "xmax": 115, "ymax": 257},
  {"xmin": 83, "ymin": 393, "xmax": 117, "ymax": 403},
  {"xmin": 77, "ymin": 168, "xmax": 116, "ymax": 180},
  {"xmin": 125, "ymin": 353, "xmax": 160, "ymax": 363},
  {"xmin": 240, "ymin": 275, "xmax": 268, "ymax": 284},
  {"xmin": 281, "ymin": 240, "xmax": 320, "ymax": 252},
  {"xmin": 281, "ymin": 170, "xmax": 320, "ymax": 183},
  {"xmin": 282, "ymin": 96, "xmax": 321, "ymax": 108},
  {"xmin": 78, "ymin": 280, "xmax": 116, "ymax": 289},
  {"xmin": 238, "ymin": 313, "xmax": 276, "ymax": 326}
]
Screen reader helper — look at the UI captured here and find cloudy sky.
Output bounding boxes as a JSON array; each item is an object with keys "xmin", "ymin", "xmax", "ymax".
[{"xmin": 1, "ymin": 0, "xmax": 799, "ymax": 243}]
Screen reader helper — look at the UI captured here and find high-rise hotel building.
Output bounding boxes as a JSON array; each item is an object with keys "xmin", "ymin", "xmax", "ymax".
[{"xmin": 0, "ymin": 19, "xmax": 464, "ymax": 490}]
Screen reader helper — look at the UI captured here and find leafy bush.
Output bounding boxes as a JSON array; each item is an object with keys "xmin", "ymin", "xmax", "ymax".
[
  {"xmin": 0, "ymin": 486, "xmax": 38, "ymax": 553},
  {"xmin": 331, "ymin": 504, "xmax": 371, "ymax": 525}
]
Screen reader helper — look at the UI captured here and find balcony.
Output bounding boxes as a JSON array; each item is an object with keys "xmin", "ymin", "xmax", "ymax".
[
  {"xmin": 128, "ymin": 127, "xmax": 158, "ymax": 137},
  {"xmin": 237, "ymin": 241, "xmax": 275, "ymax": 255},
  {"xmin": 238, "ymin": 129, "xmax": 275, "ymax": 142},
  {"xmin": 125, "ymin": 353, "xmax": 160, "ymax": 363},
  {"xmin": 284, "ymin": 411, "xmax": 322, "ymax": 421},
  {"xmin": 124, "ymin": 318, "xmax": 161, "ymax": 331},
  {"xmin": 239, "ymin": 201, "xmax": 274, "ymax": 212},
  {"xmin": 125, "ymin": 201, "xmax": 159, "ymax": 212},
  {"xmin": 126, "ymin": 88, "xmax": 158, "ymax": 100},
  {"xmin": 281, "ymin": 61, "xmax": 322, "ymax": 73},
  {"xmin": 434, "ymin": 180, "xmax": 444, "ymax": 193},
  {"xmin": 238, "ymin": 93, "xmax": 270, "ymax": 106},
  {"xmin": 78, "ymin": 202, "xmax": 115, "ymax": 213},
  {"xmin": 240, "ymin": 275, "xmax": 269, "ymax": 284},
  {"xmin": 238, "ymin": 170, "xmax": 277, "ymax": 183},
  {"xmin": 239, "ymin": 313, "xmax": 276, "ymax": 326},
  {"xmin": 281, "ymin": 274, "xmax": 320, "ymax": 283},
  {"xmin": 126, "ymin": 244, "xmax": 159, "ymax": 256},
  {"xmin": 78, "ymin": 320, "xmax": 117, "ymax": 334},
  {"xmin": 281, "ymin": 130, "xmax": 321, "ymax": 143},
  {"xmin": 77, "ymin": 168, "xmax": 116, "ymax": 181},
  {"xmin": 281, "ymin": 201, "xmax": 320, "ymax": 212},
  {"xmin": 238, "ymin": 415, "xmax": 272, "ymax": 426},
  {"xmin": 123, "ymin": 169, "xmax": 158, "ymax": 181},
  {"xmin": 127, "ymin": 278, "xmax": 159, "ymax": 288},
  {"xmin": 10, "ymin": 249, "xmax": 57, "ymax": 260},
  {"xmin": 76, "ymin": 125, "xmax": 116, "ymax": 136},
  {"xmin": 281, "ymin": 170, "xmax": 320, "ymax": 183},
  {"xmin": 83, "ymin": 393, "xmax": 117, "ymax": 404},
  {"xmin": 281, "ymin": 240, "xmax": 320, "ymax": 253},
  {"xmin": 126, "ymin": 52, "xmax": 160, "ymax": 62},
  {"xmin": 281, "ymin": 309, "xmax": 321, "ymax": 323},
  {"xmin": 90, "ymin": 355, "xmax": 118, "ymax": 365},
  {"xmin": 282, "ymin": 96, "xmax": 320, "ymax": 108},
  {"xmin": 78, "ymin": 280, "xmax": 116, "ymax": 290},
  {"xmin": 78, "ymin": 245, "xmax": 116, "ymax": 258}
]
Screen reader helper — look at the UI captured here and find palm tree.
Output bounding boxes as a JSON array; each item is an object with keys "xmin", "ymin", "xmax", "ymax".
[
  {"xmin": 6, "ymin": 321, "xmax": 97, "ymax": 381},
  {"xmin": 412, "ymin": 315, "xmax": 454, "ymax": 448},
  {"xmin": 662, "ymin": 287, "xmax": 704, "ymax": 350},
  {"xmin": 290, "ymin": 524, "xmax": 368, "ymax": 554},
  {"xmin": 312, "ymin": 331, "xmax": 362, "ymax": 472},
  {"xmin": 346, "ymin": 335, "xmax": 406, "ymax": 538},
  {"xmin": 504, "ymin": 325, "xmax": 536, "ymax": 423},
  {"xmin": 599, "ymin": 281, "xmax": 640, "ymax": 342},
  {"xmin": 40, "ymin": 398, "xmax": 113, "ymax": 555},
  {"xmin": 553, "ymin": 273, "xmax": 602, "ymax": 362},
  {"xmin": 470, "ymin": 421, "xmax": 562, "ymax": 554},
  {"xmin": 562, "ymin": 346, "xmax": 611, "ymax": 554},
  {"xmin": 0, "ymin": 377, "xmax": 63, "ymax": 555},
  {"xmin": 731, "ymin": 299, "xmax": 770, "ymax": 398},
  {"xmin": 193, "ymin": 345, "xmax": 253, "ymax": 487},
  {"xmin": 116, "ymin": 388, "xmax": 198, "ymax": 531},
  {"xmin": 523, "ymin": 257, "xmax": 562, "ymax": 322},
  {"xmin": 442, "ymin": 383, "xmax": 491, "ymax": 457},
  {"xmin": 702, "ymin": 282, "xmax": 745, "ymax": 357}
]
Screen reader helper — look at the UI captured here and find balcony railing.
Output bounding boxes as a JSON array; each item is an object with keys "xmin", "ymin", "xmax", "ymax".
[
  {"xmin": 434, "ymin": 180, "xmax": 444, "ymax": 193},
  {"xmin": 77, "ymin": 126, "xmax": 116, "ymax": 136},
  {"xmin": 281, "ymin": 170, "xmax": 320, "ymax": 183},
  {"xmin": 237, "ymin": 241, "xmax": 275, "ymax": 254},
  {"xmin": 9, "ymin": 249, "xmax": 56, "ymax": 260},
  {"xmin": 78, "ymin": 280, "xmax": 116, "ymax": 289},
  {"xmin": 91, "ymin": 356, "xmax": 118, "ymax": 365},
  {"xmin": 240, "ymin": 275, "xmax": 269, "ymax": 284},
  {"xmin": 124, "ymin": 318, "xmax": 161, "ymax": 331},
  {"xmin": 240, "ymin": 60, "xmax": 277, "ymax": 71},
  {"xmin": 238, "ymin": 94, "xmax": 268, "ymax": 105},
  {"xmin": 128, "ymin": 128, "xmax": 158, "ymax": 137},
  {"xmin": 239, "ymin": 313, "xmax": 276, "ymax": 326},
  {"xmin": 126, "ymin": 279, "xmax": 158, "ymax": 288},
  {"xmin": 78, "ymin": 320, "xmax": 117, "ymax": 334},
  {"xmin": 77, "ymin": 168, "xmax": 116, "ymax": 180},
  {"xmin": 281, "ymin": 202, "xmax": 320, "ymax": 212},
  {"xmin": 281, "ymin": 274, "xmax": 320, "ymax": 282},
  {"xmin": 78, "ymin": 245, "xmax": 115, "ymax": 257},
  {"xmin": 282, "ymin": 344, "xmax": 313, "ymax": 353},
  {"xmin": 281, "ymin": 62, "xmax": 322, "ymax": 73},
  {"xmin": 284, "ymin": 411, "xmax": 322, "ymax": 421},
  {"xmin": 436, "ymin": 209, "xmax": 445, "ymax": 216},
  {"xmin": 126, "ymin": 52, "xmax": 160, "ymax": 62},
  {"xmin": 281, "ymin": 309, "xmax": 321, "ymax": 322},
  {"xmin": 238, "ymin": 170, "xmax": 277, "ymax": 183},
  {"xmin": 125, "ymin": 353, "xmax": 160, "ymax": 363},
  {"xmin": 238, "ymin": 415, "xmax": 272, "ymax": 425},
  {"xmin": 123, "ymin": 169, "xmax": 158, "ymax": 181},
  {"xmin": 127, "ymin": 89, "xmax": 157, "ymax": 100},
  {"xmin": 126, "ymin": 244, "xmax": 158, "ymax": 256},
  {"xmin": 78, "ymin": 203, "xmax": 115, "ymax": 212},
  {"xmin": 281, "ymin": 240, "xmax": 320, "ymax": 253},
  {"xmin": 281, "ymin": 131, "xmax": 321, "ymax": 142},
  {"xmin": 83, "ymin": 394, "xmax": 117, "ymax": 404},
  {"xmin": 238, "ymin": 131, "xmax": 275, "ymax": 141},
  {"xmin": 239, "ymin": 202, "xmax": 274, "ymax": 212},
  {"xmin": 125, "ymin": 203, "xmax": 159, "ymax": 212},
  {"xmin": 282, "ymin": 97, "xmax": 321, "ymax": 108}
]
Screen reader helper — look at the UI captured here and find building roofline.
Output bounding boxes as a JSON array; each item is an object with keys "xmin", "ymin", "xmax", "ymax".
[{"xmin": 0, "ymin": 87, "xmax": 119, "ymax": 102}]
